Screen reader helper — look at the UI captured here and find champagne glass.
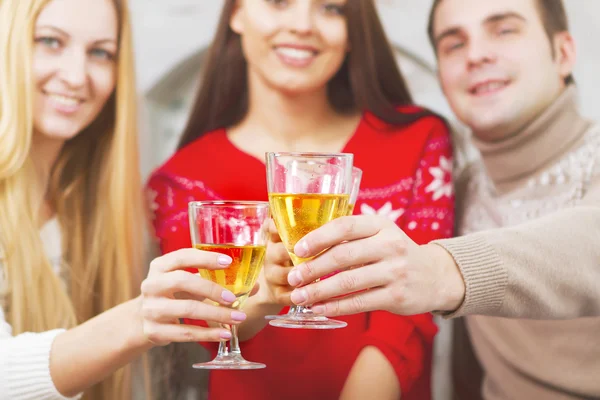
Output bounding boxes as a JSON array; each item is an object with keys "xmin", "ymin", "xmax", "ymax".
[
  {"xmin": 264, "ymin": 166, "xmax": 363, "ymax": 321},
  {"xmin": 347, "ymin": 167, "xmax": 363, "ymax": 216},
  {"xmin": 265, "ymin": 152, "xmax": 352, "ymax": 329},
  {"xmin": 189, "ymin": 201, "xmax": 269, "ymax": 369}
]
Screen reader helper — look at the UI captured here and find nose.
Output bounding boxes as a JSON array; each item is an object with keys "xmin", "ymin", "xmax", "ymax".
[
  {"xmin": 57, "ymin": 47, "xmax": 87, "ymax": 89},
  {"xmin": 286, "ymin": 2, "xmax": 315, "ymax": 36},
  {"xmin": 466, "ymin": 36, "xmax": 497, "ymax": 69}
]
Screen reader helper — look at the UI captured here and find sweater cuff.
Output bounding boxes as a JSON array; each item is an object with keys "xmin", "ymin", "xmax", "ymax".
[
  {"xmin": 432, "ymin": 234, "xmax": 507, "ymax": 318},
  {"xmin": 1, "ymin": 329, "xmax": 82, "ymax": 400}
]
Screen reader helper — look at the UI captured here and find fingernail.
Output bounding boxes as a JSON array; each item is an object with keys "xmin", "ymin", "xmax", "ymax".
[
  {"xmin": 294, "ymin": 240, "xmax": 309, "ymax": 257},
  {"xmin": 290, "ymin": 289, "xmax": 308, "ymax": 304},
  {"xmin": 288, "ymin": 269, "xmax": 302, "ymax": 286},
  {"xmin": 217, "ymin": 255, "xmax": 233, "ymax": 266},
  {"xmin": 312, "ymin": 305, "xmax": 325, "ymax": 314},
  {"xmin": 231, "ymin": 311, "xmax": 247, "ymax": 322},
  {"xmin": 221, "ymin": 290, "xmax": 236, "ymax": 303},
  {"xmin": 220, "ymin": 330, "xmax": 232, "ymax": 339}
]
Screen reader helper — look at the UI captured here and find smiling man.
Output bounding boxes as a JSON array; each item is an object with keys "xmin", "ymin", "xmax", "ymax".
[{"xmin": 429, "ymin": 0, "xmax": 600, "ymax": 398}]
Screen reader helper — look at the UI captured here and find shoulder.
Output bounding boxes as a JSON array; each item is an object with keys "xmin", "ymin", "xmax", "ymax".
[
  {"xmin": 148, "ymin": 128, "xmax": 227, "ymax": 183},
  {"xmin": 360, "ymin": 106, "xmax": 450, "ymax": 143}
]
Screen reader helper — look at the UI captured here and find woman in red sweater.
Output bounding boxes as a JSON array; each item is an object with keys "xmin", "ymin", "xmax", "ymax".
[{"xmin": 147, "ymin": 0, "xmax": 454, "ymax": 399}]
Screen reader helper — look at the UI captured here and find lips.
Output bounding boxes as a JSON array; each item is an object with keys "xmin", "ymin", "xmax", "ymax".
[
  {"xmin": 273, "ymin": 44, "xmax": 320, "ymax": 67},
  {"xmin": 468, "ymin": 79, "xmax": 511, "ymax": 96},
  {"xmin": 43, "ymin": 91, "xmax": 85, "ymax": 114}
]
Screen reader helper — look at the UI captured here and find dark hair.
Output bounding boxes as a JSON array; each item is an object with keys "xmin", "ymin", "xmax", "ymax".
[
  {"xmin": 426, "ymin": 0, "xmax": 574, "ymax": 85},
  {"xmin": 178, "ymin": 0, "xmax": 435, "ymax": 150}
]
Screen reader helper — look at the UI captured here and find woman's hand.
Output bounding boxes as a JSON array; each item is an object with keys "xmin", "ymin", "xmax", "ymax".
[
  {"xmin": 253, "ymin": 220, "xmax": 295, "ymax": 307},
  {"xmin": 140, "ymin": 248, "xmax": 249, "ymax": 346}
]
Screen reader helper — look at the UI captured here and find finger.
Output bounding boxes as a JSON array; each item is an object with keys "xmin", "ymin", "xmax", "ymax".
[
  {"xmin": 144, "ymin": 322, "xmax": 232, "ymax": 345},
  {"xmin": 288, "ymin": 236, "xmax": 385, "ymax": 287},
  {"xmin": 293, "ymin": 216, "xmax": 386, "ymax": 258},
  {"xmin": 266, "ymin": 241, "xmax": 291, "ymax": 266},
  {"xmin": 249, "ymin": 283, "xmax": 260, "ymax": 297},
  {"xmin": 268, "ymin": 219, "xmax": 282, "ymax": 243},
  {"xmin": 274, "ymin": 286, "xmax": 294, "ymax": 306},
  {"xmin": 310, "ymin": 288, "xmax": 390, "ymax": 317},
  {"xmin": 265, "ymin": 264, "xmax": 294, "ymax": 286},
  {"xmin": 149, "ymin": 248, "xmax": 233, "ymax": 275},
  {"xmin": 142, "ymin": 297, "xmax": 247, "ymax": 325},
  {"xmin": 141, "ymin": 270, "xmax": 236, "ymax": 305},
  {"xmin": 289, "ymin": 263, "xmax": 387, "ymax": 306}
]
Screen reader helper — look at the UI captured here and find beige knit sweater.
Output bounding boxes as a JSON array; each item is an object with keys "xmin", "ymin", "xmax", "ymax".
[{"xmin": 434, "ymin": 86, "xmax": 600, "ymax": 399}]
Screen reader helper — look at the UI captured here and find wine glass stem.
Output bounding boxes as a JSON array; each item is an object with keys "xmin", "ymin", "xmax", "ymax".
[{"xmin": 229, "ymin": 324, "xmax": 241, "ymax": 354}]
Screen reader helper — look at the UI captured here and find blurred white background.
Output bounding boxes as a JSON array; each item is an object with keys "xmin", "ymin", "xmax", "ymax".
[{"xmin": 128, "ymin": 1, "xmax": 600, "ymax": 398}]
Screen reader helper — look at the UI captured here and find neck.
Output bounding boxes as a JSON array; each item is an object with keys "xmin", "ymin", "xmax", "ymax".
[
  {"xmin": 242, "ymin": 70, "xmax": 347, "ymax": 143},
  {"xmin": 473, "ymin": 84, "xmax": 592, "ymax": 191}
]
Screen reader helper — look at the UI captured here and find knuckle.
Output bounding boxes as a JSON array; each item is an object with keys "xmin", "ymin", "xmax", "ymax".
[
  {"xmin": 339, "ymin": 273, "xmax": 358, "ymax": 292},
  {"xmin": 144, "ymin": 324, "xmax": 162, "ymax": 344},
  {"xmin": 340, "ymin": 217, "xmax": 356, "ymax": 236},
  {"xmin": 330, "ymin": 248, "xmax": 349, "ymax": 266},
  {"xmin": 140, "ymin": 278, "xmax": 153, "ymax": 294},
  {"xmin": 302, "ymin": 260, "xmax": 315, "ymax": 279},
  {"xmin": 182, "ymin": 300, "xmax": 198, "ymax": 318},
  {"xmin": 149, "ymin": 257, "xmax": 162, "ymax": 273},
  {"xmin": 350, "ymin": 294, "xmax": 365, "ymax": 314},
  {"xmin": 388, "ymin": 236, "xmax": 407, "ymax": 255},
  {"xmin": 179, "ymin": 327, "xmax": 196, "ymax": 342}
]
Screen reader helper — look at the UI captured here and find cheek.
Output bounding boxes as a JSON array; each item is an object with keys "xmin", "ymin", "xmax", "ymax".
[
  {"xmin": 89, "ymin": 67, "xmax": 116, "ymax": 107},
  {"xmin": 320, "ymin": 22, "xmax": 348, "ymax": 55}
]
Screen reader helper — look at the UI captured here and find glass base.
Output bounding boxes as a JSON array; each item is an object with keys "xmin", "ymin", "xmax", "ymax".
[
  {"xmin": 193, "ymin": 352, "xmax": 266, "ymax": 370},
  {"xmin": 268, "ymin": 311, "xmax": 347, "ymax": 330}
]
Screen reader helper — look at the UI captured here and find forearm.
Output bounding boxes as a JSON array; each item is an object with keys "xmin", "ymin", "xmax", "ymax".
[
  {"xmin": 340, "ymin": 346, "xmax": 400, "ymax": 400},
  {"xmin": 237, "ymin": 296, "xmax": 284, "ymax": 342},
  {"xmin": 50, "ymin": 297, "xmax": 152, "ymax": 397},
  {"xmin": 434, "ymin": 206, "xmax": 600, "ymax": 319}
]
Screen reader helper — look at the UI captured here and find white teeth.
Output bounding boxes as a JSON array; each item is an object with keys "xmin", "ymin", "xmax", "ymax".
[
  {"xmin": 276, "ymin": 47, "xmax": 314, "ymax": 60},
  {"xmin": 474, "ymin": 81, "xmax": 507, "ymax": 94},
  {"xmin": 48, "ymin": 94, "xmax": 80, "ymax": 107}
]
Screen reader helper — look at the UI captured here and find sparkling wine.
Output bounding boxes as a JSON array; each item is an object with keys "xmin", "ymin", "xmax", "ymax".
[
  {"xmin": 195, "ymin": 244, "xmax": 266, "ymax": 305},
  {"xmin": 268, "ymin": 193, "xmax": 349, "ymax": 265}
]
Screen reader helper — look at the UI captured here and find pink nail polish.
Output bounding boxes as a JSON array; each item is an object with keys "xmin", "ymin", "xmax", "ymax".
[
  {"xmin": 220, "ymin": 331, "xmax": 232, "ymax": 339},
  {"xmin": 221, "ymin": 290, "xmax": 236, "ymax": 303},
  {"xmin": 217, "ymin": 255, "xmax": 233, "ymax": 266},
  {"xmin": 231, "ymin": 311, "xmax": 247, "ymax": 321}
]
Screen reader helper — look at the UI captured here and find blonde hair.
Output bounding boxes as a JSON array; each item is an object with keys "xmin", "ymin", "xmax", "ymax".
[{"xmin": 0, "ymin": 0, "xmax": 145, "ymax": 399}]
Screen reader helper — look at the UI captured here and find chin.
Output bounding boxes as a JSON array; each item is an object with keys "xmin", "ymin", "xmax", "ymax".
[{"xmin": 35, "ymin": 122, "xmax": 82, "ymax": 141}]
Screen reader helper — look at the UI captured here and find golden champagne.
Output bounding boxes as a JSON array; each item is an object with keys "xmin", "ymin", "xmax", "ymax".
[
  {"xmin": 194, "ymin": 244, "xmax": 266, "ymax": 305},
  {"xmin": 269, "ymin": 193, "xmax": 349, "ymax": 265},
  {"xmin": 346, "ymin": 203, "xmax": 355, "ymax": 216}
]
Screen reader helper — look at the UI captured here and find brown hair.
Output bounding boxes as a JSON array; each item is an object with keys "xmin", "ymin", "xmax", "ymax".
[
  {"xmin": 427, "ymin": 0, "xmax": 574, "ymax": 84},
  {"xmin": 178, "ymin": 0, "xmax": 436, "ymax": 150}
]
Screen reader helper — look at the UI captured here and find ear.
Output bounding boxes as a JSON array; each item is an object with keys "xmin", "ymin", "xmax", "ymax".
[
  {"xmin": 229, "ymin": 0, "xmax": 244, "ymax": 34},
  {"xmin": 553, "ymin": 31, "xmax": 576, "ymax": 83}
]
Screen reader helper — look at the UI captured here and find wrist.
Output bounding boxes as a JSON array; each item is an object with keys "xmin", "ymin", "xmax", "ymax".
[
  {"xmin": 123, "ymin": 296, "xmax": 154, "ymax": 352},
  {"xmin": 424, "ymin": 243, "xmax": 466, "ymax": 312}
]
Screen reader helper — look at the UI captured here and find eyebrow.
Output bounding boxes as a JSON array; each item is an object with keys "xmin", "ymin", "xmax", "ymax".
[
  {"xmin": 434, "ymin": 11, "xmax": 527, "ymax": 46},
  {"xmin": 35, "ymin": 25, "xmax": 117, "ymax": 45}
]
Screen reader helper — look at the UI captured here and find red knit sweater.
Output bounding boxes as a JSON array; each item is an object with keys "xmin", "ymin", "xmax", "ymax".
[{"xmin": 147, "ymin": 108, "xmax": 454, "ymax": 400}]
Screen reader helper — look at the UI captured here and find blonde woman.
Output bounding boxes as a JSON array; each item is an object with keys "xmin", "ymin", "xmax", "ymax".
[{"xmin": 0, "ymin": 0, "xmax": 249, "ymax": 399}]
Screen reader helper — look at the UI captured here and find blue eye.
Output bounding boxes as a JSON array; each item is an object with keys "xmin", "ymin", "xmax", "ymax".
[
  {"xmin": 265, "ymin": 0, "xmax": 288, "ymax": 7},
  {"xmin": 36, "ymin": 36, "xmax": 61, "ymax": 49},
  {"xmin": 90, "ymin": 48, "xmax": 114, "ymax": 61},
  {"xmin": 322, "ymin": 3, "xmax": 345, "ymax": 15}
]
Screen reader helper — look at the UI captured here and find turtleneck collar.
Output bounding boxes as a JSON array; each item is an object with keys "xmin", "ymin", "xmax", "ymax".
[{"xmin": 472, "ymin": 85, "xmax": 592, "ymax": 190}]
